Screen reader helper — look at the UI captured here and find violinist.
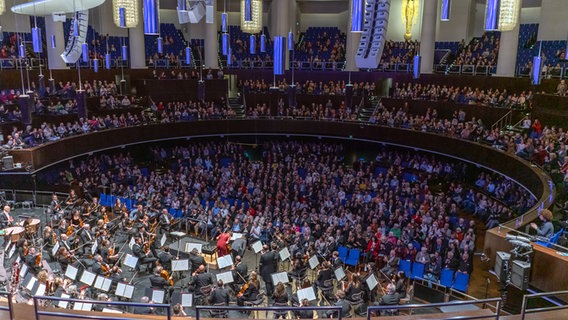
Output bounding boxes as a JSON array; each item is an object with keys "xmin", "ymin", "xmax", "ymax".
[
  {"xmin": 159, "ymin": 208, "xmax": 174, "ymax": 234},
  {"xmin": 17, "ymin": 238, "xmax": 30, "ymax": 261},
  {"xmin": 56, "ymin": 247, "xmax": 76, "ymax": 271},
  {"xmin": 132, "ymin": 237, "xmax": 157, "ymax": 272},
  {"xmin": 236, "ymin": 271, "xmax": 260, "ymax": 306},
  {"xmin": 70, "ymin": 210, "xmax": 84, "ymax": 229},
  {"xmin": 100, "ymin": 239, "xmax": 119, "ymax": 265},
  {"xmin": 345, "ymin": 274, "xmax": 364, "ymax": 303},
  {"xmin": 157, "ymin": 245, "xmax": 173, "ymax": 272},
  {"xmin": 77, "ymin": 224, "xmax": 94, "ymax": 255},
  {"xmin": 48, "ymin": 194, "xmax": 64, "ymax": 219},
  {"xmin": 288, "ymin": 252, "xmax": 307, "ymax": 288},
  {"xmin": 231, "ymin": 255, "xmax": 248, "ymax": 292},
  {"xmin": 189, "ymin": 265, "xmax": 213, "ymax": 293},
  {"xmin": 208, "ymin": 279, "xmax": 230, "ymax": 306},
  {"xmin": 93, "ymin": 254, "xmax": 122, "ymax": 283},
  {"xmin": 150, "ymin": 266, "xmax": 173, "ymax": 299},
  {"xmin": 313, "ymin": 261, "xmax": 333, "ymax": 295},
  {"xmin": 25, "ymin": 246, "xmax": 41, "ymax": 274},
  {"xmin": 65, "ymin": 189, "xmax": 78, "ymax": 208},
  {"xmin": 42, "ymin": 226, "xmax": 57, "ymax": 258},
  {"xmin": 271, "ymin": 281, "xmax": 289, "ymax": 306}
]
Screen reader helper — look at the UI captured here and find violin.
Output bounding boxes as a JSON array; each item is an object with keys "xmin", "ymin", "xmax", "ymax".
[
  {"xmin": 23, "ymin": 245, "xmax": 29, "ymax": 257},
  {"xmin": 52, "ymin": 232, "xmax": 58, "ymax": 245},
  {"xmin": 238, "ymin": 282, "xmax": 250, "ymax": 296},
  {"xmin": 66, "ymin": 225, "xmax": 74, "ymax": 236},
  {"xmin": 101, "ymin": 263, "xmax": 110, "ymax": 275},
  {"xmin": 64, "ymin": 251, "xmax": 75, "ymax": 263},
  {"xmin": 103, "ymin": 212, "xmax": 110, "ymax": 224},
  {"xmin": 160, "ymin": 269, "xmax": 174, "ymax": 286},
  {"xmin": 36, "ymin": 254, "xmax": 42, "ymax": 266}
]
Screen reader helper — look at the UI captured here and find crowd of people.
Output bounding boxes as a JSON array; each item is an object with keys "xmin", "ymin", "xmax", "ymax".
[
  {"xmin": 391, "ymin": 82, "xmax": 533, "ymax": 109},
  {"xmin": 380, "ymin": 40, "xmax": 419, "ymax": 66},
  {"xmin": 239, "ymin": 79, "xmax": 376, "ymax": 97},
  {"xmin": 451, "ymin": 32, "xmax": 500, "ymax": 67}
]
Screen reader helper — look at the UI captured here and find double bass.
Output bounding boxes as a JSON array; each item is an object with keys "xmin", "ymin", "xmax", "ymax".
[{"xmin": 160, "ymin": 269, "xmax": 174, "ymax": 286}]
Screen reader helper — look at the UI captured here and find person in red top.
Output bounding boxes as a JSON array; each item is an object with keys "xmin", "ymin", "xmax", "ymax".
[{"xmin": 216, "ymin": 230, "xmax": 232, "ymax": 257}]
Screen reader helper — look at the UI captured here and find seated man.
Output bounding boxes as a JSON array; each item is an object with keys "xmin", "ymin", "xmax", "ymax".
[{"xmin": 378, "ymin": 283, "xmax": 400, "ymax": 316}]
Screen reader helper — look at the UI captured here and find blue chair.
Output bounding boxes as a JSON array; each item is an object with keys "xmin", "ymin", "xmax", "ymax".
[
  {"xmin": 410, "ymin": 262, "xmax": 425, "ymax": 280},
  {"xmin": 440, "ymin": 268, "xmax": 455, "ymax": 288},
  {"xmin": 398, "ymin": 260, "xmax": 411, "ymax": 276},
  {"xmin": 337, "ymin": 246, "xmax": 348, "ymax": 263},
  {"xmin": 453, "ymin": 272, "xmax": 470, "ymax": 292},
  {"xmin": 345, "ymin": 249, "xmax": 361, "ymax": 267}
]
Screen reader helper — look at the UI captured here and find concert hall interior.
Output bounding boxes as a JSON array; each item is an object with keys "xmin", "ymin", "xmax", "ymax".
[{"xmin": 2, "ymin": 0, "xmax": 568, "ymax": 319}]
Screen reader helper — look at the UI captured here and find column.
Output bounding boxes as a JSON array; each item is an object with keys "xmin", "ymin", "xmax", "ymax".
[
  {"xmin": 129, "ymin": 0, "xmax": 146, "ymax": 69},
  {"xmin": 495, "ymin": 6, "xmax": 521, "ymax": 77},
  {"xmin": 271, "ymin": 0, "xmax": 291, "ymax": 70},
  {"xmin": 204, "ymin": 0, "xmax": 218, "ymax": 68},
  {"xmin": 419, "ymin": 0, "xmax": 437, "ymax": 74},
  {"xmin": 44, "ymin": 17, "xmax": 67, "ymax": 70},
  {"xmin": 345, "ymin": 0, "xmax": 361, "ymax": 72}
]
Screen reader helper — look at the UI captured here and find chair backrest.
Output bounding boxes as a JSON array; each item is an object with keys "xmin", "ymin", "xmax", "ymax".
[
  {"xmin": 346, "ymin": 249, "xmax": 361, "ymax": 266},
  {"xmin": 398, "ymin": 259, "xmax": 411, "ymax": 275},
  {"xmin": 439, "ymin": 268, "xmax": 455, "ymax": 288},
  {"xmin": 350, "ymin": 291, "xmax": 363, "ymax": 302},
  {"xmin": 338, "ymin": 246, "xmax": 348, "ymax": 261},
  {"xmin": 200, "ymin": 284, "xmax": 212, "ymax": 295},
  {"xmin": 322, "ymin": 279, "xmax": 334, "ymax": 288},
  {"xmin": 452, "ymin": 272, "xmax": 470, "ymax": 292},
  {"xmin": 410, "ymin": 262, "xmax": 425, "ymax": 279}
]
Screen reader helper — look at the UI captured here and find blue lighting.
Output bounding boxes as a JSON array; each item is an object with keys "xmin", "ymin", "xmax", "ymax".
[
  {"xmin": 274, "ymin": 36, "xmax": 284, "ymax": 75},
  {"xmin": 351, "ymin": 0, "xmax": 363, "ymax": 32},
  {"xmin": 119, "ymin": 7, "xmax": 126, "ymax": 28},
  {"xmin": 227, "ymin": 47, "xmax": 232, "ymax": 65},
  {"xmin": 177, "ymin": 0, "xmax": 187, "ymax": 11},
  {"xmin": 250, "ymin": 35, "xmax": 256, "ymax": 54},
  {"xmin": 19, "ymin": 44, "xmax": 25, "ymax": 58},
  {"xmin": 288, "ymin": 31, "xmax": 293, "ymax": 51},
  {"xmin": 82, "ymin": 43, "xmax": 89, "ymax": 62},
  {"xmin": 260, "ymin": 34, "xmax": 266, "ymax": 53},
  {"xmin": 441, "ymin": 0, "xmax": 451, "ymax": 21},
  {"xmin": 143, "ymin": 0, "xmax": 160, "ymax": 35},
  {"xmin": 532, "ymin": 56, "xmax": 542, "ymax": 85},
  {"xmin": 93, "ymin": 59, "xmax": 99, "ymax": 72},
  {"xmin": 50, "ymin": 34, "xmax": 56, "ymax": 48},
  {"xmin": 105, "ymin": 53, "xmax": 112, "ymax": 69},
  {"xmin": 222, "ymin": 33, "xmax": 229, "ymax": 55},
  {"xmin": 32, "ymin": 27, "xmax": 42, "ymax": 53},
  {"xmin": 185, "ymin": 46, "xmax": 191, "ymax": 65},
  {"xmin": 244, "ymin": 0, "xmax": 252, "ymax": 21},
  {"xmin": 73, "ymin": 18, "xmax": 79, "ymax": 37},
  {"xmin": 122, "ymin": 45, "xmax": 128, "ymax": 61},
  {"xmin": 157, "ymin": 36, "xmax": 163, "ymax": 54},
  {"xmin": 413, "ymin": 55, "xmax": 421, "ymax": 79},
  {"xmin": 485, "ymin": 0, "xmax": 499, "ymax": 31}
]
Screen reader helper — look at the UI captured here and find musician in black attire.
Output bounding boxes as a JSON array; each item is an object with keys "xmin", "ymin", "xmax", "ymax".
[
  {"xmin": 158, "ymin": 208, "xmax": 174, "ymax": 234},
  {"xmin": 132, "ymin": 237, "xmax": 158, "ymax": 272},
  {"xmin": 190, "ymin": 265, "xmax": 214, "ymax": 293},
  {"xmin": 231, "ymin": 255, "xmax": 248, "ymax": 291},
  {"xmin": 208, "ymin": 280, "xmax": 230, "ymax": 306},
  {"xmin": 259, "ymin": 243, "xmax": 278, "ymax": 296},
  {"xmin": 149, "ymin": 265, "xmax": 173, "ymax": 302},
  {"xmin": 236, "ymin": 271, "xmax": 260, "ymax": 307},
  {"xmin": 189, "ymin": 248, "xmax": 206, "ymax": 273},
  {"xmin": 325, "ymin": 290, "xmax": 351, "ymax": 318},
  {"xmin": 157, "ymin": 245, "xmax": 173, "ymax": 272},
  {"xmin": 313, "ymin": 261, "xmax": 334, "ymax": 297}
]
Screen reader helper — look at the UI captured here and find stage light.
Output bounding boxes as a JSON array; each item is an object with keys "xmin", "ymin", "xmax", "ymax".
[
  {"xmin": 274, "ymin": 36, "xmax": 284, "ymax": 75},
  {"xmin": 351, "ymin": 0, "xmax": 363, "ymax": 32},
  {"xmin": 113, "ymin": 0, "xmax": 139, "ymax": 28},
  {"xmin": 143, "ymin": 0, "xmax": 159, "ymax": 35},
  {"xmin": 441, "ymin": 0, "xmax": 451, "ymax": 21},
  {"xmin": 485, "ymin": 0, "xmax": 520, "ymax": 31},
  {"xmin": 241, "ymin": 0, "xmax": 261, "ymax": 34}
]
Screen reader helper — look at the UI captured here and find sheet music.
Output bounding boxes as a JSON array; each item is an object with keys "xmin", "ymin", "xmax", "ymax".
[
  {"xmin": 65, "ymin": 265, "xmax": 78, "ymax": 280},
  {"xmin": 128, "ymin": 237, "xmax": 135, "ymax": 250},
  {"xmin": 297, "ymin": 287, "xmax": 316, "ymax": 301},
  {"xmin": 185, "ymin": 243, "xmax": 202, "ymax": 253},
  {"xmin": 308, "ymin": 255, "xmax": 319, "ymax": 269},
  {"xmin": 279, "ymin": 247, "xmax": 290, "ymax": 261},
  {"xmin": 251, "ymin": 241, "xmax": 263, "ymax": 253},
  {"xmin": 80, "ymin": 270, "xmax": 96, "ymax": 286},
  {"xmin": 123, "ymin": 254, "xmax": 139, "ymax": 269},
  {"xmin": 8, "ymin": 245, "xmax": 15, "ymax": 259},
  {"xmin": 152, "ymin": 289, "xmax": 165, "ymax": 304},
  {"xmin": 25, "ymin": 276, "xmax": 37, "ymax": 291},
  {"xmin": 216, "ymin": 255, "xmax": 233, "ymax": 269},
  {"xmin": 271, "ymin": 272, "xmax": 289, "ymax": 284},
  {"xmin": 102, "ymin": 308, "xmax": 123, "ymax": 314},
  {"xmin": 35, "ymin": 283, "xmax": 46, "ymax": 296},
  {"xmin": 170, "ymin": 231, "xmax": 186, "ymax": 238},
  {"xmin": 160, "ymin": 233, "xmax": 167, "ymax": 247},
  {"xmin": 58, "ymin": 293, "xmax": 70, "ymax": 309},
  {"xmin": 216, "ymin": 271, "xmax": 234, "ymax": 284},
  {"xmin": 366, "ymin": 273, "xmax": 378, "ymax": 290},
  {"xmin": 334, "ymin": 267, "xmax": 346, "ymax": 281},
  {"xmin": 51, "ymin": 242, "xmax": 60, "ymax": 256},
  {"xmin": 181, "ymin": 293, "xmax": 193, "ymax": 307},
  {"xmin": 73, "ymin": 302, "xmax": 93, "ymax": 311},
  {"xmin": 116, "ymin": 283, "xmax": 135, "ymax": 299},
  {"xmin": 91, "ymin": 240, "xmax": 98, "ymax": 256},
  {"xmin": 231, "ymin": 233, "xmax": 243, "ymax": 240},
  {"xmin": 172, "ymin": 259, "xmax": 190, "ymax": 271},
  {"xmin": 19, "ymin": 264, "xmax": 28, "ymax": 278},
  {"xmin": 94, "ymin": 275, "xmax": 113, "ymax": 292}
]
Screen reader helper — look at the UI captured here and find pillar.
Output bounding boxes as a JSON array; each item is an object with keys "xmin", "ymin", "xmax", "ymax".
[
  {"xmin": 345, "ymin": 0, "xmax": 362, "ymax": 72},
  {"xmin": 129, "ymin": 0, "xmax": 146, "ymax": 69},
  {"xmin": 495, "ymin": 6, "xmax": 521, "ymax": 77},
  {"xmin": 44, "ymin": 17, "xmax": 67, "ymax": 70},
  {"xmin": 204, "ymin": 0, "xmax": 218, "ymax": 68},
  {"xmin": 419, "ymin": 0, "xmax": 437, "ymax": 74},
  {"xmin": 18, "ymin": 95, "xmax": 32, "ymax": 125}
]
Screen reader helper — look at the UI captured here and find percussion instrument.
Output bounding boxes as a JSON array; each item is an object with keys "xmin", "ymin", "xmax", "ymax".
[
  {"xmin": 24, "ymin": 218, "xmax": 41, "ymax": 233},
  {"xmin": 4, "ymin": 227, "xmax": 25, "ymax": 242}
]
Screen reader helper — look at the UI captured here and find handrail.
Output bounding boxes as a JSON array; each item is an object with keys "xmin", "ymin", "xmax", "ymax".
[
  {"xmin": 367, "ymin": 297, "xmax": 502, "ymax": 320},
  {"xmin": 33, "ymin": 295, "xmax": 171, "ymax": 320},
  {"xmin": 520, "ymin": 290, "xmax": 568, "ymax": 320},
  {"xmin": 196, "ymin": 305, "xmax": 342, "ymax": 320},
  {"xmin": 491, "ymin": 109, "xmax": 513, "ymax": 131},
  {"xmin": 0, "ymin": 291, "xmax": 14, "ymax": 320}
]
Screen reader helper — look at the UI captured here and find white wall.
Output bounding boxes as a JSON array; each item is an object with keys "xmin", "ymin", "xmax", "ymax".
[
  {"xmin": 435, "ymin": 0, "xmax": 473, "ymax": 42},
  {"xmin": 0, "ymin": 11, "xmax": 31, "ymax": 33},
  {"xmin": 386, "ymin": 0, "xmax": 424, "ymax": 41},
  {"xmin": 299, "ymin": 12, "xmax": 348, "ymax": 32},
  {"xmin": 90, "ymin": 0, "xmax": 127, "ymax": 37},
  {"xmin": 537, "ymin": 0, "xmax": 568, "ymax": 40},
  {"xmin": 471, "ymin": 2, "xmax": 486, "ymax": 39},
  {"xmin": 520, "ymin": 7, "xmax": 541, "ymax": 24}
]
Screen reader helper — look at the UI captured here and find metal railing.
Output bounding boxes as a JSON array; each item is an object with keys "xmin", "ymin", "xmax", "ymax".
[
  {"xmin": 491, "ymin": 110, "xmax": 513, "ymax": 132},
  {"xmin": 367, "ymin": 298, "xmax": 502, "ymax": 319},
  {"xmin": 32, "ymin": 295, "xmax": 171, "ymax": 320},
  {"xmin": 0, "ymin": 291, "xmax": 14, "ymax": 320},
  {"xmin": 196, "ymin": 305, "xmax": 343, "ymax": 320},
  {"xmin": 520, "ymin": 290, "xmax": 568, "ymax": 320},
  {"xmin": 435, "ymin": 64, "xmax": 497, "ymax": 76}
]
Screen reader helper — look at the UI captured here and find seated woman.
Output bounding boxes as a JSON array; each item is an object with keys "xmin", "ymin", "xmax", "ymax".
[
  {"xmin": 393, "ymin": 271, "xmax": 407, "ymax": 299},
  {"xmin": 530, "ymin": 209, "xmax": 554, "ymax": 241},
  {"xmin": 237, "ymin": 271, "xmax": 260, "ymax": 307},
  {"xmin": 345, "ymin": 274, "xmax": 364, "ymax": 302},
  {"xmin": 288, "ymin": 252, "xmax": 307, "ymax": 287}
]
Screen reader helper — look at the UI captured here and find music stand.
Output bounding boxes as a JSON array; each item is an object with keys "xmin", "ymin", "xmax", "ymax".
[
  {"xmin": 115, "ymin": 282, "xmax": 135, "ymax": 299},
  {"xmin": 171, "ymin": 292, "xmax": 193, "ymax": 307},
  {"xmin": 144, "ymin": 288, "xmax": 165, "ymax": 304},
  {"xmin": 172, "ymin": 259, "xmax": 189, "ymax": 272},
  {"xmin": 216, "ymin": 271, "xmax": 234, "ymax": 284},
  {"xmin": 297, "ymin": 287, "xmax": 316, "ymax": 302}
]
